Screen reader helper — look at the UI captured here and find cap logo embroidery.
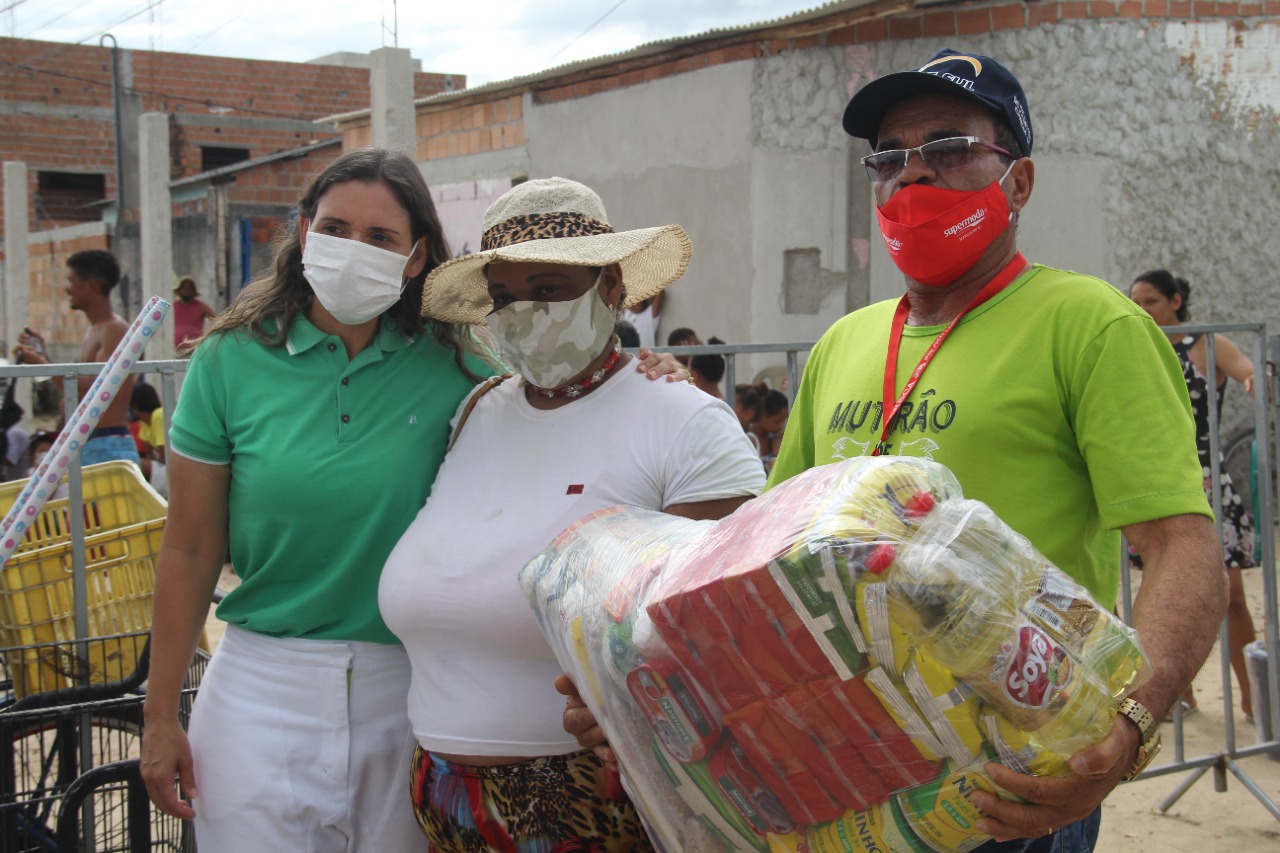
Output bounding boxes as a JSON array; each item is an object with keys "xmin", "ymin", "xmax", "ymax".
[
  {"xmin": 927, "ymin": 72, "xmax": 976, "ymax": 91},
  {"xmin": 918, "ymin": 55, "xmax": 983, "ymax": 75}
]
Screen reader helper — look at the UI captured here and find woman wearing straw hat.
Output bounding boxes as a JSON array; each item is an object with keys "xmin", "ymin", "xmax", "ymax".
[{"xmin": 379, "ymin": 178, "xmax": 765, "ymax": 852}]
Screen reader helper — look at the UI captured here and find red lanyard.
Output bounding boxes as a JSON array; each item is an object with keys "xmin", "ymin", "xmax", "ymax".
[{"xmin": 873, "ymin": 254, "xmax": 1028, "ymax": 456}]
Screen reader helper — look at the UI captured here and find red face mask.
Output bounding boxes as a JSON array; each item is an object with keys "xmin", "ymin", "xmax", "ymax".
[{"xmin": 875, "ymin": 165, "xmax": 1015, "ymax": 287}]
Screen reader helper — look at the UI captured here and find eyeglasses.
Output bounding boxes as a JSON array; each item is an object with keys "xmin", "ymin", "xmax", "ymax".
[{"xmin": 861, "ymin": 136, "xmax": 1014, "ymax": 183}]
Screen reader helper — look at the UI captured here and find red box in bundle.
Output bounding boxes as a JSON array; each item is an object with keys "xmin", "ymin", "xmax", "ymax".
[
  {"xmin": 724, "ymin": 700, "xmax": 845, "ymax": 825},
  {"xmin": 653, "ymin": 586, "xmax": 768, "ymax": 712},
  {"xmin": 720, "ymin": 567, "xmax": 832, "ymax": 683},
  {"xmin": 649, "ymin": 534, "xmax": 833, "ymax": 711},
  {"xmin": 772, "ymin": 688, "xmax": 881, "ymax": 810},
  {"xmin": 706, "ymin": 740, "xmax": 795, "ymax": 835},
  {"xmin": 814, "ymin": 675, "xmax": 940, "ymax": 790}
]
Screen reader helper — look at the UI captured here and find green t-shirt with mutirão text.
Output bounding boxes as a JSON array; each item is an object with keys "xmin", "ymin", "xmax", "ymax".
[{"xmin": 768, "ymin": 264, "xmax": 1210, "ymax": 609}]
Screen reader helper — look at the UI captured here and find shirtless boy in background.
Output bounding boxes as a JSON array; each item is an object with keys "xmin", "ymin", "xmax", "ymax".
[{"xmin": 12, "ymin": 249, "xmax": 140, "ymax": 467}]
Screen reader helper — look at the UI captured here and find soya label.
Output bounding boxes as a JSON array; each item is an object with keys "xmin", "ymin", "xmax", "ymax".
[{"xmin": 1000, "ymin": 624, "xmax": 1070, "ymax": 709}]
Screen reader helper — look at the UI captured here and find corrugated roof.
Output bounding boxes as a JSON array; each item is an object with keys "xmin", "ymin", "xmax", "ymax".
[{"xmin": 319, "ymin": 0, "xmax": 881, "ymax": 125}]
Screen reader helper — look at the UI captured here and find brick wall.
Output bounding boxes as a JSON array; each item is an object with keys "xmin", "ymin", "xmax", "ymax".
[
  {"xmin": 24, "ymin": 225, "xmax": 110, "ymax": 356},
  {"xmin": 342, "ymin": 94, "xmax": 528, "ymax": 162},
  {"xmin": 217, "ymin": 143, "xmax": 342, "ymax": 208},
  {"xmin": 0, "ymin": 36, "xmax": 463, "ymax": 234},
  {"xmin": 415, "ymin": 95, "xmax": 526, "ymax": 161}
]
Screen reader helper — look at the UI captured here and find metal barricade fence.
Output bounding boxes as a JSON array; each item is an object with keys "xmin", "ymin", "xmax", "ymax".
[
  {"xmin": 3, "ymin": 328, "xmax": 1278, "ymax": 833},
  {"xmin": 1111, "ymin": 323, "xmax": 1280, "ymax": 823},
  {"xmin": 637, "ymin": 341, "xmax": 813, "ymax": 408}
]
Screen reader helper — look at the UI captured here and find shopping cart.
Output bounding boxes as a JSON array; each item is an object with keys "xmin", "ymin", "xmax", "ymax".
[{"xmin": 1, "ymin": 462, "xmax": 210, "ymax": 851}]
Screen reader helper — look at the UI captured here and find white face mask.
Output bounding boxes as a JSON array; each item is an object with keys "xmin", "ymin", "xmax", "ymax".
[
  {"xmin": 302, "ymin": 231, "xmax": 419, "ymax": 326},
  {"xmin": 487, "ymin": 271, "xmax": 618, "ymax": 389}
]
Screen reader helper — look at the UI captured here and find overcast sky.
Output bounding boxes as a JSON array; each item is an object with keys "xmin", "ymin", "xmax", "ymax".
[{"xmin": 5, "ymin": 0, "xmax": 827, "ymax": 88}]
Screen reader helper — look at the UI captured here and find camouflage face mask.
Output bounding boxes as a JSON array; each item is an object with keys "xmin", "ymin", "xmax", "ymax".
[{"xmin": 488, "ymin": 270, "xmax": 618, "ymax": 390}]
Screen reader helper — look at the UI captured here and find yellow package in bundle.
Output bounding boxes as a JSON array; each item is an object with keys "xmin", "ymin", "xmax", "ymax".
[
  {"xmin": 805, "ymin": 766, "xmax": 998, "ymax": 853},
  {"xmin": 980, "ymin": 710, "xmax": 1068, "ymax": 778},
  {"xmin": 885, "ymin": 499, "xmax": 1149, "ymax": 763}
]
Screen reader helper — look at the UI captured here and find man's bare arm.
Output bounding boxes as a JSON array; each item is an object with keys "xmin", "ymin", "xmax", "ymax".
[{"xmin": 1120, "ymin": 513, "xmax": 1227, "ymax": 719}]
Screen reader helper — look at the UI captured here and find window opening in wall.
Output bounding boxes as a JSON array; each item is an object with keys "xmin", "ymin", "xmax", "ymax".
[
  {"xmin": 201, "ymin": 146, "xmax": 251, "ymax": 171},
  {"xmin": 35, "ymin": 171, "xmax": 107, "ymax": 224}
]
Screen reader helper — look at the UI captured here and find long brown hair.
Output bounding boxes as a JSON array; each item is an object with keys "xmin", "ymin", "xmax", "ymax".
[{"xmin": 205, "ymin": 148, "xmax": 482, "ymax": 379}]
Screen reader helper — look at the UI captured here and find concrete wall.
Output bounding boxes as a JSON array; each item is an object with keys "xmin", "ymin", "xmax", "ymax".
[
  {"xmin": 750, "ymin": 46, "xmax": 869, "ymax": 357},
  {"xmin": 431, "ymin": 178, "xmax": 514, "ymax": 258},
  {"xmin": 525, "ymin": 62, "xmax": 759, "ymax": 353}
]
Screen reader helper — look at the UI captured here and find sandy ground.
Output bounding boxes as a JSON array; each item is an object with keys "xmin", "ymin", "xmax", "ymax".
[
  {"xmin": 1095, "ymin": 564, "xmax": 1280, "ymax": 851},
  {"xmin": 202, "ymin": 567, "xmax": 1280, "ymax": 851}
]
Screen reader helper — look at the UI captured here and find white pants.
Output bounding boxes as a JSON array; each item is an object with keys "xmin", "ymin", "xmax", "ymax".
[{"xmin": 188, "ymin": 626, "xmax": 423, "ymax": 852}]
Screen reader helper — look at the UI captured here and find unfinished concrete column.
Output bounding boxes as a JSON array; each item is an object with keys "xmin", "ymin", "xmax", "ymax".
[
  {"xmin": 3, "ymin": 161, "xmax": 30, "ymax": 359},
  {"xmin": 371, "ymin": 47, "xmax": 415, "ymax": 154},
  {"xmin": 139, "ymin": 113, "xmax": 176, "ymax": 361}
]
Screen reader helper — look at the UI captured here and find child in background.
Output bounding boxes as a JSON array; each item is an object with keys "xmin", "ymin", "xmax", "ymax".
[
  {"xmin": 130, "ymin": 382, "xmax": 168, "ymax": 494},
  {"xmin": 690, "ymin": 337, "xmax": 727, "ymax": 400},
  {"xmin": 751, "ymin": 386, "xmax": 790, "ymax": 471},
  {"xmin": 24, "ymin": 430, "xmax": 68, "ymax": 499},
  {"xmin": 24, "ymin": 430, "xmax": 56, "ymax": 475}
]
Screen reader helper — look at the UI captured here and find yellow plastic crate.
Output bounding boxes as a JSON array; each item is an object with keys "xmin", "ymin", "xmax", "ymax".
[
  {"xmin": 0, "ymin": 462, "xmax": 206, "ymax": 697},
  {"xmin": 1, "ymin": 461, "xmax": 166, "ymax": 552}
]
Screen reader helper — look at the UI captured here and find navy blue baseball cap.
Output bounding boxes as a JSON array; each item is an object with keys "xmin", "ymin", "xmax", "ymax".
[{"xmin": 843, "ymin": 48, "xmax": 1033, "ymax": 155}]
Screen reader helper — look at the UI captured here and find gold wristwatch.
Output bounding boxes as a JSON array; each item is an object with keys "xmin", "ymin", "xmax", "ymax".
[{"xmin": 1117, "ymin": 698, "xmax": 1161, "ymax": 781}]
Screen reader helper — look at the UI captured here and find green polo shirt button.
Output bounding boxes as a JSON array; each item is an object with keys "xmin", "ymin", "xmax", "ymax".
[
  {"xmin": 342, "ymin": 377, "xmax": 349, "ymax": 385},
  {"xmin": 327, "ymin": 343, "xmax": 337, "ymax": 352},
  {"xmin": 341, "ymin": 414, "xmax": 350, "ymax": 424}
]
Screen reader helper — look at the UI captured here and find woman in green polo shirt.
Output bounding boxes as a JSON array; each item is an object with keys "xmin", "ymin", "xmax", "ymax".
[
  {"xmin": 138, "ymin": 148, "xmax": 478, "ymax": 851},
  {"xmin": 140, "ymin": 148, "xmax": 685, "ymax": 852}
]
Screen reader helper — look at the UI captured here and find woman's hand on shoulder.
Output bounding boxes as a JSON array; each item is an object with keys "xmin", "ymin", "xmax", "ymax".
[{"xmin": 635, "ymin": 348, "xmax": 690, "ymax": 383}]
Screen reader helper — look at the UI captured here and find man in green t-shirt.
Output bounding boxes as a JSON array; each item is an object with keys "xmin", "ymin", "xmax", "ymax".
[{"xmin": 770, "ymin": 48, "xmax": 1225, "ymax": 852}]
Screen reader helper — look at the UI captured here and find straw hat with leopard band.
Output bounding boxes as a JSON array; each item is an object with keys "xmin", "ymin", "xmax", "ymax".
[{"xmin": 422, "ymin": 177, "xmax": 692, "ymax": 325}]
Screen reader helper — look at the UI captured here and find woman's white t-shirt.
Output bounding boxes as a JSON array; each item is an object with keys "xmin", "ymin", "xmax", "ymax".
[{"xmin": 379, "ymin": 367, "xmax": 765, "ymax": 757}]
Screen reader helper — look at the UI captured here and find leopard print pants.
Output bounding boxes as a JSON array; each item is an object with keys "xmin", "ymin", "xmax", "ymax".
[{"xmin": 410, "ymin": 746, "xmax": 655, "ymax": 853}]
